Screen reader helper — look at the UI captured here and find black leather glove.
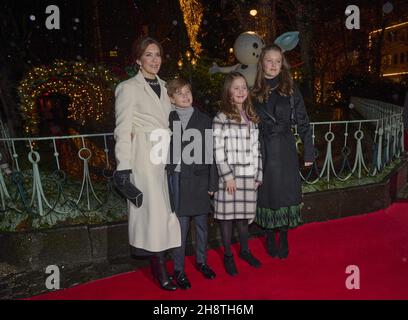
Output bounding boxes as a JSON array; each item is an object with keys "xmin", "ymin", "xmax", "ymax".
[{"xmin": 113, "ymin": 169, "xmax": 143, "ymax": 207}]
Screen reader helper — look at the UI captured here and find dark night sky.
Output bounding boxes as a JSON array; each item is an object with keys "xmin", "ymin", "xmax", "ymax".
[
  {"xmin": 1, "ymin": 0, "xmax": 408, "ymax": 74},
  {"xmin": 1, "ymin": 0, "xmax": 142, "ymax": 67},
  {"xmin": 2, "ymin": 0, "xmax": 407, "ymax": 65},
  {"xmin": 1, "ymin": 0, "xmax": 407, "ymax": 134}
]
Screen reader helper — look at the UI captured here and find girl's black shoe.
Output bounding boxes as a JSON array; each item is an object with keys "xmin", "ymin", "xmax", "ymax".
[
  {"xmin": 239, "ymin": 250, "xmax": 261, "ymax": 268},
  {"xmin": 196, "ymin": 263, "xmax": 216, "ymax": 279},
  {"xmin": 224, "ymin": 254, "xmax": 238, "ymax": 276}
]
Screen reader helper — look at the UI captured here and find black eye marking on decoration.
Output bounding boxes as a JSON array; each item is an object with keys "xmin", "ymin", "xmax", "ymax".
[{"xmin": 253, "ymin": 43, "xmax": 259, "ymax": 49}]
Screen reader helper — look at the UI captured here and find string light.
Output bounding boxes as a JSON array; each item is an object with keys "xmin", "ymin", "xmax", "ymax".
[
  {"xmin": 369, "ymin": 21, "xmax": 408, "ymax": 35},
  {"xmin": 177, "ymin": 59, "xmax": 183, "ymax": 69},
  {"xmin": 18, "ymin": 60, "xmax": 119, "ymax": 135},
  {"xmin": 382, "ymin": 71, "xmax": 408, "ymax": 77},
  {"xmin": 179, "ymin": 0, "xmax": 204, "ymax": 57}
]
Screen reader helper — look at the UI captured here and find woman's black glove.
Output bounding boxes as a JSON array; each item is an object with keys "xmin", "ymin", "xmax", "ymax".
[{"xmin": 113, "ymin": 169, "xmax": 143, "ymax": 207}]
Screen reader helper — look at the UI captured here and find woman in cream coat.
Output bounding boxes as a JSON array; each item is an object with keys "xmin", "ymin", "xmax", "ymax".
[{"xmin": 114, "ymin": 37, "xmax": 180, "ymax": 291}]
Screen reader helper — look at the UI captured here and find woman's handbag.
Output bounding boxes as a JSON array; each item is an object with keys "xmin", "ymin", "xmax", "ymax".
[{"xmin": 113, "ymin": 170, "xmax": 143, "ymax": 207}]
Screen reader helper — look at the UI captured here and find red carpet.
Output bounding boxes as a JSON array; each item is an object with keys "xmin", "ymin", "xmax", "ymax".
[{"xmin": 30, "ymin": 203, "xmax": 408, "ymax": 300}]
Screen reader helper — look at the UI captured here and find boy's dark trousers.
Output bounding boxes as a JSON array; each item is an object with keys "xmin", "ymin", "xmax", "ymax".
[{"xmin": 169, "ymin": 172, "xmax": 209, "ymax": 273}]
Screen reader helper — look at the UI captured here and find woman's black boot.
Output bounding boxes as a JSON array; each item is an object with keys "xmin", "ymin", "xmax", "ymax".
[{"xmin": 150, "ymin": 255, "xmax": 177, "ymax": 291}]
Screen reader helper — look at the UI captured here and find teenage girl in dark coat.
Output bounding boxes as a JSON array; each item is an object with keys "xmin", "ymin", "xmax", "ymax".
[{"xmin": 252, "ymin": 44, "xmax": 314, "ymax": 259}]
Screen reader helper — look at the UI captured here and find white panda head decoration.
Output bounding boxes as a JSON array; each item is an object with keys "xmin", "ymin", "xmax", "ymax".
[
  {"xmin": 209, "ymin": 31, "xmax": 299, "ymax": 87},
  {"xmin": 233, "ymin": 31, "xmax": 265, "ymax": 66}
]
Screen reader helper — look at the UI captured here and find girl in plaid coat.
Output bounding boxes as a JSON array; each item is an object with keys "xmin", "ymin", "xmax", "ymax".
[{"xmin": 213, "ymin": 72, "xmax": 263, "ymax": 276}]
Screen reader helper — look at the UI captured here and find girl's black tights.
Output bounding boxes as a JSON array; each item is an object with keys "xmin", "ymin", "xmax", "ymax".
[{"xmin": 219, "ymin": 219, "xmax": 249, "ymax": 256}]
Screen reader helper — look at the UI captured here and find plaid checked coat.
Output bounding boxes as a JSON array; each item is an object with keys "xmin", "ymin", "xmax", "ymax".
[{"xmin": 212, "ymin": 112, "xmax": 263, "ymax": 220}]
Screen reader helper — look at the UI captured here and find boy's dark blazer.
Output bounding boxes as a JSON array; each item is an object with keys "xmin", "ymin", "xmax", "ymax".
[{"xmin": 166, "ymin": 108, "xmax": 218, "ymax": 216}]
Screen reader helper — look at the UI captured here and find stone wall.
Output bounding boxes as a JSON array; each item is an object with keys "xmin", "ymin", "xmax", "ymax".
[{"xmin": 1, "ymin": 159, "xmax": 407, "ymax": 275}]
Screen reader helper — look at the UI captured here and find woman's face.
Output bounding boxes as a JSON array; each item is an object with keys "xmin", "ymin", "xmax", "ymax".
[
  {"xmin": 229, "ymin": 76, "xmax": 248, "ymax": 107},
  {"xmin": 262, "ymin": 49, "xmax": 282, "ymax": 78},
  {"xmin": 137, "ymin": 43, "xmax": 162, "ymax": 79}
]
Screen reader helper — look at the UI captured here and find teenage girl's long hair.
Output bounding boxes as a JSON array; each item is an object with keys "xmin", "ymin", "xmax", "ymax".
[
  {"xmin": 219, "ymin": 72, "xmax": 259, "ymax": 123},
  {"xmin": 252, "ymin": 44, "xmax": 294, "ymax": 103}
]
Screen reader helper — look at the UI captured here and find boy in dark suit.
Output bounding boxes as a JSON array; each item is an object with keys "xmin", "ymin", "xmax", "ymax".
[{"xmin": 166, "ymin": 78, "xmax": 218, "ymax": 289}]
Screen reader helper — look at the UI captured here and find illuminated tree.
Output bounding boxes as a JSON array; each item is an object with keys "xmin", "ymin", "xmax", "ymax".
[
  {"xmin": 18, "ymin": 60, "xmax": 119, "ymax": 135},
  {"xmin": 179, "ymin": 0, "xmax": 204, "ymax": 57}
]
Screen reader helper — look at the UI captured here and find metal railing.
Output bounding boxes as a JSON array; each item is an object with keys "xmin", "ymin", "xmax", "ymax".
[
  {"xmin": 0, "ymin": 133, "xmax": 126, "ymax": 230},
  {"xmin": 297, "ymin": 97, "xmax": 404, "ymax": 188},
  {"xmin": 0, "ymin": 97, "xmax": 404, "ymax": 230}
]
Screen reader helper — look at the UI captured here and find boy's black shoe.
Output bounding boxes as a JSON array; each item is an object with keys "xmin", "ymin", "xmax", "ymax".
[
  {"xmin": 223, "ymin": 254, "xmax": 238, "ymax": 276},
  {"xmin": 196, "ymin": 263, "xmax": 216, "ymax": 279},
  {"xmin": 239, "ymin": 250, "xmax": 261, "ymax": 268},
  {"xmin": 174, "ymin": 271, "xmax": 191, "ymax": 290}
]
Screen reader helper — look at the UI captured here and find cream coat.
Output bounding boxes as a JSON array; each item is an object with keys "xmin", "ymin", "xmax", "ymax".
[{"xmin": 114, "ymin": 71, "xmax": 181, "ymax": 252}]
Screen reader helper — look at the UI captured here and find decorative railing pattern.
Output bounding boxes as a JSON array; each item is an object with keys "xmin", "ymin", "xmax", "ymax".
[
  {"xmin": 0, "ymin": 97, "xmax": 404, "ymax": 230},
  {"xmin": 297, "ymin": 97, "xmax": 404, "ymax": 189},
  {"xmin": 0, "ymin": 133, "xmax": 126, "ymax": 230}
]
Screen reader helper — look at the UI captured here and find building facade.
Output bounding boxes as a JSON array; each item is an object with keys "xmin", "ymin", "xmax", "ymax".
[{"xmin": 369, "ymin": 21, "xmax": 408, "ymax": 82}]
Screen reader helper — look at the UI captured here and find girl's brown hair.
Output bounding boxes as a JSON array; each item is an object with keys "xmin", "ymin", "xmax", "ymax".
[
  {"xmin": 220, "ymin": 72, "xmax": 259, "ymax": 123},
  {"xmin": 252, "ymin": 44, "xmax": 294, "ymax": 103},
  {"xmin": 131, "ymin": 36, "xmax": 163, "ymax": 68}
]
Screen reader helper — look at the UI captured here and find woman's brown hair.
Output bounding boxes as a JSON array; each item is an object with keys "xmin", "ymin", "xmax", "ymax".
[
  {"xmin": 220, "ymin": 72, "xmax": 259, "ymax": 123},
  {"xmin": 131, "ymin": 36, "xmax": 163, "ymax": 68},
  {"xmin": 252, "ymin": 44, "xmax": 294, "ymax": 103}
]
